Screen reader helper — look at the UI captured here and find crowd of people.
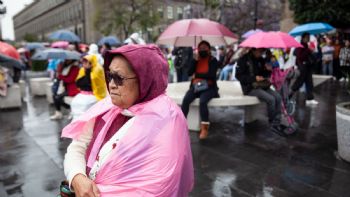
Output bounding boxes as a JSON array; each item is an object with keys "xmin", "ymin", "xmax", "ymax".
[{"xmin": 1, "ymin": 29, "xmax": 350, "ymax": 196}]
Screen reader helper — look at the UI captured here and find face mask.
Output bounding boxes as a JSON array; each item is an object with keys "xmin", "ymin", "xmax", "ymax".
[{"xmin": 199, "ymin": 50, "xmax": 209, "ymax": 58}]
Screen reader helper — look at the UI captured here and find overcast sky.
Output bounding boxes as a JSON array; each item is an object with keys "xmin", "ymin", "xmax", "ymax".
[{"xmin": 1, "ymin": 0, "xmax": 34, "ymax": 40}]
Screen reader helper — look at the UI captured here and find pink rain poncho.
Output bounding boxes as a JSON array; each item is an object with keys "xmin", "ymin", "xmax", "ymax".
[{"xmin": 62, "ymin": 45, "xmax": 194, "ymax": 196}]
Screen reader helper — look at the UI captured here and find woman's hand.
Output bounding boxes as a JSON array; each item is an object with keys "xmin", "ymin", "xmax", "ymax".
[
  {"xmin": 256, "ymin": 76, "xmax": 265, "ymax": 82},
  {"xmin": 72, "ymin": 174, "xmax": 100, "ymax": 197}
]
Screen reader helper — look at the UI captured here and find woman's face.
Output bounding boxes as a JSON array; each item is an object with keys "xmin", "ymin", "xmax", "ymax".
[
  {"xmin": 82, "ymin": 59, "xmax": 92, "ymax": 69},
  {"xmin": 108, "ymin": 56, "xmax": 139, "ymax": 109}
]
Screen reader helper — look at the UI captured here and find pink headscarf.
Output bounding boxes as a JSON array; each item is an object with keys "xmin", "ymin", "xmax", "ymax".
[
  {"xmin": 104, "ymin": 44, "xmax": 169, "ymax": 103},
  {"xmin": 62, "ymin": 45, "xmax": 194, "ymax": 196}
]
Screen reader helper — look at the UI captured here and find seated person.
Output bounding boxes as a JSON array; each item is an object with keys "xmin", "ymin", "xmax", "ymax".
[
  {"xmin": 70, "ymin": 54, "xmax": 108, "ymax": 120},
  {"xmin": 181, "ymin": 41, "xmax": 219, "ymax": 140},
  {"xmin": 50, "ymin": 59, "xmax": 80, "ymax": 120},
  {"xmin": 236, "ymin": 48, "xmax": 285, "ymax": 136}
]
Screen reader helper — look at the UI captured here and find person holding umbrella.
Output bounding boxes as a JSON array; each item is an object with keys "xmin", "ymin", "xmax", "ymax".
[
  {"xmin": 236, "ymin": 48, "xmax": 284, "ymax": 136},
  {"xmin": 181, "ymin": 41, "xmax": 220, "ymax": 140}
]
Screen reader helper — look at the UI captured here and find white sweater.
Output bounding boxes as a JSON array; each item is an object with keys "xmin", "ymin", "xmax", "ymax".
[{"xmin": 64, "ymin": 119, "xmax": 94, "ymax": 186}]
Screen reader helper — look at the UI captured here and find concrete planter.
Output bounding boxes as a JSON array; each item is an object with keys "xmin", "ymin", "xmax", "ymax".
[{"xmin": 336, "ymin": 102, "xmax": 350, "ymax": 162}]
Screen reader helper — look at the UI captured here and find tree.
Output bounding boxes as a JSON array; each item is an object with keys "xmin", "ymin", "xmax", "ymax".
[
  {"xmin": 23, "ymin": 33, "xmax": 39, "ymax": 42},
  {"xmin": 289, "ymin": 0, "xmax": 350, "ymax": 28},
  {"xmin": 191, "ymin": 0, "xmax": 282, "ymax": 36},
  {"xmin": 93, "ymin": 0, "xmax": 160, "ymax": 40}
]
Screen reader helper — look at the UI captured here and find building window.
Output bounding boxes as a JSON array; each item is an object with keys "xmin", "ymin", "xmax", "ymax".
[
  {"xmin": 177, "ymin": 7, "xmax": 183, "ymax": 19},
  {"xmin": 167, "ymin": 6, "xmax": 173, "ymax": 19},
  {"xmin": 157, "ymin": 7, "xmax": 163, "ymax": 18}
]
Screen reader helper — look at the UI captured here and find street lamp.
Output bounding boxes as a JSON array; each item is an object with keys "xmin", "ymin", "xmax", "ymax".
[{"xmin": 253, "ymin": 0, "xmax": 258, "ymax": 30}]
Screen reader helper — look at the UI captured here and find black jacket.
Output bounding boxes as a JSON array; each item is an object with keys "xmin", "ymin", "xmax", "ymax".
[
  {"xmin": 236, "ymin": 52, "xmax": 270, "ymax": 95},
  {"xmin": 188, "ymin": 56, "xmax": 219, "ymax": 89}
]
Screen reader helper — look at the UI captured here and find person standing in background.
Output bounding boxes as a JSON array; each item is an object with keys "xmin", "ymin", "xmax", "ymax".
[
  {"xmin": 172, "ymin": 47, "xmax": 193, "ymax": 82},
  {"xmin": 289, "ymin": 33, "xmax": 318, "ymax": 106},
  {"xmin": 321, "ymin": 38, "xmax": 335, "ymax": 76},
  {"xmin": 333, "ymin": 38, "xmax": 342, "ymax": 80},
  {"xmin": 340, "ymin": 40, "xmax": 350, "ymax": 82}
]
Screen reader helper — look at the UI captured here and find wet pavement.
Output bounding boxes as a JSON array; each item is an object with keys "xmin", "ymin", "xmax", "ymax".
[{"xmin": 1, "ymin": 79, "xmax": 350, "ymax": 197}]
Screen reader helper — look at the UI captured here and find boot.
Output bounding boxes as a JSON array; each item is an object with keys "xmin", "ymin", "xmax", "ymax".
[
  {"xmin": 199, "ymin": 122, "xmax": 210, "ymax": 140},
  {"xmin": 50, "ymin": 111, "xmax": 63, "ymax": 120}
]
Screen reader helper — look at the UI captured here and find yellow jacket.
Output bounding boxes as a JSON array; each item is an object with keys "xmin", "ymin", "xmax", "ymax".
[{"xmin": 76, "ymin": 54, "xmax": 107, "ymax": 100}]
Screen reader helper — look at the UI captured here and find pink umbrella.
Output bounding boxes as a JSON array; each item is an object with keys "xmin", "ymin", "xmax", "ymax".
[
  {"xmin": 157, "ymin": 18, "xmax": 238, "ymax": 47},
  {"xmin": 51, "ymin": 41, "xmax": 69, "ymax": 49},
  {"xmin": 239, "ymin": 31, "xmax": 303, "ymax": 48}
]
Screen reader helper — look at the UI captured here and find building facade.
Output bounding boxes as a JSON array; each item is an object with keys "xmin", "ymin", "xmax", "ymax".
[
  {"xmin": 13, "ymin": 0, "xmax": 100, "ymax": 43},
  {"xmin": 13, "ymin": 0, "xmax": 284, "ymax": 43}
]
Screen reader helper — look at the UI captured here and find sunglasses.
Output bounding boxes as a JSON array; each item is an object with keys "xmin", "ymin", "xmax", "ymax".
[{"xmin": 106, "ymin": 71, "xmax": 137, "ymax": 86}]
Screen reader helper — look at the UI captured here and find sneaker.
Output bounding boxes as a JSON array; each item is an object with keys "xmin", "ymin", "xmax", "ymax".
[
  {"xmin": 339, "ymin": 77, "xmax": 345, "ymax": 82},
  {"xmin": 270, "ymin": 125, "xmax": 287, "ymax": 137},
  {"xmin": 306, "ymin": 99, "xmax": 319, "ymax": 105},
  {"xmin": 50, "ymin": 111, "xmax": 63, "ymax": 120},
  {"xmin": 67, "ymin": 113, "xmax": 73, "ymax": 120}
]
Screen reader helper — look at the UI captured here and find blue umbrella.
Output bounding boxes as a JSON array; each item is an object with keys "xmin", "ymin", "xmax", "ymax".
[
  {"xmin": 242, "ymin": 29, "xmax": 263, "ymax": 38},
  {"xmin": 25, "ymin": 42, "xmax": 45, "ymax": 50},
  {"xmin": 49, "ymin": 30, "xmax": 81, "ymax": 42},
  {"xmin": 0, "ymin": 54, "xmax": 26, "ymax": 70},
  {"xmin": 98, "ymin": 36, "xmax": 121, "ymax": 46},
  {"xmin": 289, "ymin": 22, "xmax": 334, "ymax": 36},
  {"xmin": 31, "ymin": 48, "xmax": 81, "ymax": 60}
]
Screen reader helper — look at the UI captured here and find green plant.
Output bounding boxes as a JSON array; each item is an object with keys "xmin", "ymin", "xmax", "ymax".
[{"xmin": 31, "ymin": 60, "xmax": 48, "ymax": 71}]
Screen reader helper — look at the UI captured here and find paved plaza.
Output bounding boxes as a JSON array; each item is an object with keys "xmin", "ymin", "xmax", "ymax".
[{"xmin": 1, "ymin": 79, "xmax": 350, "ymax": 197}]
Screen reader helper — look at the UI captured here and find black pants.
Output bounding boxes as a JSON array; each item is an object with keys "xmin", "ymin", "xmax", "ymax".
[
  {"xmin": 53, "ymin": 92, "xmax": 70, "ymax": 111},
  {"xmin": 181, "ymin": 87, "xmax": 218, "ymax": 122},
  {"xmin": 292, "ymin": 65, "xmax": 314, "ymax": 100},
  {"xmin": 176, "ymin": 68, "xmax": 189, "ymax": 82},
  {"xmin": 340, "ymin": 66, "xmax": 350, "ymax": 79},
  {"xmin": 333, "ymin": 59, "xmax": 341, "ymax": 79}
]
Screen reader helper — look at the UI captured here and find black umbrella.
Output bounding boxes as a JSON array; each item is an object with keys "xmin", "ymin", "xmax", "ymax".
[{"xmin": 0, "ymin": 54, "xmax": 26, "ymax": 70}]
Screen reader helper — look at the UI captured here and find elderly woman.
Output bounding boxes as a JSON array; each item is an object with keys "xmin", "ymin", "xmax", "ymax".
[
  {"xmin": 181, "ymin": 41, "xmax": 219, "ymax": 140},
  {"xmin": 61, "ymin": 45, "xmax": 194, "ymax": 197}
]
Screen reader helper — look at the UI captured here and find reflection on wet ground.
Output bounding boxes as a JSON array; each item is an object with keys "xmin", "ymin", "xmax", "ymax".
[{"xmin": 0, "ymin": 80, "xmax": 350, "ymax": 196}]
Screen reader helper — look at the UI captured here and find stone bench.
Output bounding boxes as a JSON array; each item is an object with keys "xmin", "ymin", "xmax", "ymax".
[
  {"xmin": 29, "ymin": 77, "xmax": 51, "ymax": 96},
  {"xmin": 166, "ymin": 81, "xmax": 260, "ymax": 130},
  {"xmin": 64, "ymin": 96, "xmax": 74, "ymax": 105},
  {"xmin": 19, "ymin": 80, "xmax": 26, "ymax": 98},
  {"xmin": 0, "ymin": 84, "xmax": 22, "ymax": 109},
  {"xmin": 46, "ymin": 82, "xmax": 54, "ymax": 104}
]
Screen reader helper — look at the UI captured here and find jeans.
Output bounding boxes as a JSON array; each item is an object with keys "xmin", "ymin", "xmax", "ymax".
[
  {"xmin": 322, "ymin": 61, "xmax": 333, "ymax": 75},
  {"xmin": 292, "ymin": 65, "xmax": 315, "ymax": 100},
  {"xmin": 248, "ymin": 88, "xmax": 282, "ymax": 125},
  {"xmin": 181, "ymin": 87, "xmax": 218, "ymax": 122},
  {"xmin": 219, "ymin": 64, "xmax": 233, "ymax": 80}
]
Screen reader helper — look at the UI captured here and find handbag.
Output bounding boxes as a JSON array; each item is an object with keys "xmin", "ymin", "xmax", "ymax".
[
  {"xmin": 253, "ymin": 79, "xmax": 271, "ymax": 90},
  {"xmin": 57, "ymin": 180, "xmax": 75, "ymax": 197},
  {"xmin": 193, "ymin": 80, "xmax": 209, "ymax": 93}
]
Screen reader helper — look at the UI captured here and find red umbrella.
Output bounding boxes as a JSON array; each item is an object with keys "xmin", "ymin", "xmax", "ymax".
[
  {"xmin": 239, "ymin": 31, "xmax": 303, "ymax": 49},
  {"xmin": 157, "ymin": 18, "xmax": 238, "ymax": 47},
  {"xmin": 0, "ymin": 41, "xmax": 20, "ymax": 60}
]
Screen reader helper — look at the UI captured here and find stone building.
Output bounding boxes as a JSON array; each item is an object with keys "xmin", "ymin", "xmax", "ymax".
[{"xmin": 13, "ymin": 0, "xmax": 99, "ymax": 43}]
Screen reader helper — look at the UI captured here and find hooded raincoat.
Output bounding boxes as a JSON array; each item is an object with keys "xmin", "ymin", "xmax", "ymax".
[
  {"xmin": 76, "ymin": 54, "xmax": 107, "ymax": 100},
  {"xmin": 62, "ymin": 45, "xmax": 194, "ymax": 197}
]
